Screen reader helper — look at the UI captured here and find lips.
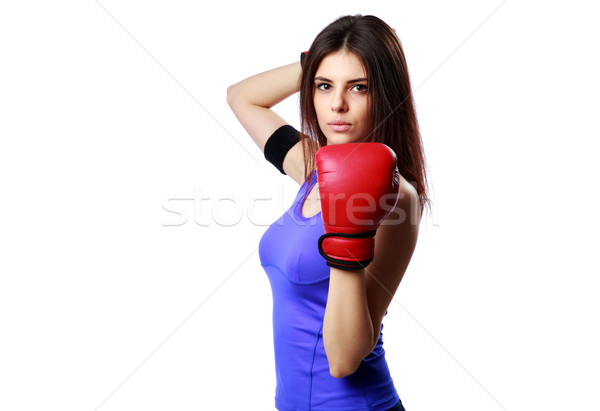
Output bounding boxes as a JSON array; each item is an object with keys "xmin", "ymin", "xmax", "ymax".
[{"xmin": 328, "ymin": 120, "xmax": 351, "ymax": 132}]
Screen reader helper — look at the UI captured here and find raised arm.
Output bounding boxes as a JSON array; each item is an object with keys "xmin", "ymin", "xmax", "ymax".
[{"xmin": 226, "ymin": 62, "xmax": 305, "ymax": 184}]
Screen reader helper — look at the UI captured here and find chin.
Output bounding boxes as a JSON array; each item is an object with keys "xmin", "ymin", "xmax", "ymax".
[{"xmin": 325, "ymin": 134, "xmax": 360, "ymax": 145}]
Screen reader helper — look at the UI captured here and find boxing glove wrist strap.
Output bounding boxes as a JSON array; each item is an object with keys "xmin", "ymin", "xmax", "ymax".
[{"xmin": 317, "ymin": 230, "xmax": 377, "ymax": 271}]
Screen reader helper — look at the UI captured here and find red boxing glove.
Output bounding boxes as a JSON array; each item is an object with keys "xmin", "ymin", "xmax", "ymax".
[{"xmin": 316, "ymin": 143, "xmax": 400, "ymax": 270}]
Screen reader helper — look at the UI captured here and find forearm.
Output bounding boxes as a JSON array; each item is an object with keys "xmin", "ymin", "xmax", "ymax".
[
  {"xmin": 322, "ymin": 267, "xmax": 375, "ymax": 378},
  {"xmin": 227, "ymin": 62, "xmax": 302, "ymax": 109}
]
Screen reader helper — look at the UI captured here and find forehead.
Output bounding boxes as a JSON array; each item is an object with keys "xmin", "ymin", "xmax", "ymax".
[{"xmin": 314, "ymin": 51, "xmax": 367, "ymax": 80}]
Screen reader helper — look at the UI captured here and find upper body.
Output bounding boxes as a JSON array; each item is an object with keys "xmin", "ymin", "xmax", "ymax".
[
  {"xmin": 227, "ymin": 14, "xmax": 429, "ymax": 409},
  {"xmin": 258, "ymin": 167, "xmax": 402, "ymax": 410}
]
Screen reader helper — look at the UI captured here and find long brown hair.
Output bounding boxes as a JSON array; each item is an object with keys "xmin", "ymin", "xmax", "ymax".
[{"xmin": 299, "ymin": 14, "xmax": 431, "ymax": 216}]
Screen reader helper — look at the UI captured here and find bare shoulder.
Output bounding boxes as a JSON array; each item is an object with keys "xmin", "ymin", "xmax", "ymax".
[
  {"xmin": 382, "ymin": 175, "xmax": 421, "ymax": 231},
  {"xmin": 375, "ymin": 175, "xmax": 421, "ymax": 262}
]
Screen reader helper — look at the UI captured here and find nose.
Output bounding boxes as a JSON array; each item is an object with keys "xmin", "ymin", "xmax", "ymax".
[{"xmin": 330, "ymin": 90, "xmax": 348, "ymax": 113}]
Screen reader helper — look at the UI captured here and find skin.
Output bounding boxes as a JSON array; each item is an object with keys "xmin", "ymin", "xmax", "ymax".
[
  {"xmin": 227, "ymin": 51, "xmax": 420, "ymax": 379},
  {"xmin": 313, "ymin": 51, "xmax": 372, "ymax": 145}
]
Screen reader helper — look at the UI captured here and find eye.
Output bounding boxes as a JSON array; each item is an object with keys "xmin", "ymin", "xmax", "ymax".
[
  {"xmin": 316, "ymin": 83, "xmax": 331, "ymax": 91},
  {"xmin": 351, "ymin": 84, "xmax": 368, "ymax": 93}
]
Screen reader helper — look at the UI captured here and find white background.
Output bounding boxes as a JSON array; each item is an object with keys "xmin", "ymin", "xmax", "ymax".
[{"xmin": 1, "ymin": 1, "xmax": 599, "ymax": 410}]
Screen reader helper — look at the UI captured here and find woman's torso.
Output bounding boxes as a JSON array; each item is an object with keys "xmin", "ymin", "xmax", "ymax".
[{"xmin": 258, "ymin": 170, "xmax": 400, "ymax": 411}]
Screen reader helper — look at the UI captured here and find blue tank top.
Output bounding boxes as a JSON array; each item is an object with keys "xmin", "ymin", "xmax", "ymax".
[{"xmin": 259, "ymin": 170, "xmax": 400, "ymax": 411}]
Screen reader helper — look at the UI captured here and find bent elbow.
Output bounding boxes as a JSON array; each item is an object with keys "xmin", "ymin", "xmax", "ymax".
[
  {"xmin": 226, "ymin": 84, "xmax": 238, "ymax": 107},
  {"xmin": 329, "ymin": 361, "xmax": 360, "ymax": 379}
]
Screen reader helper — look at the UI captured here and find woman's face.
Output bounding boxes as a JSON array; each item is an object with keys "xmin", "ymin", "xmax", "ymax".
[{"xmin": 313, "ymin": 51, "xmax": 372, "ymax": 145}]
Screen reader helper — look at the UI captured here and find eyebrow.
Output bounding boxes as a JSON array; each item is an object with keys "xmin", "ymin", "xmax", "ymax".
[{"xmin": 314, "ymin": 76, "xmax": 368, "ymax": 84}]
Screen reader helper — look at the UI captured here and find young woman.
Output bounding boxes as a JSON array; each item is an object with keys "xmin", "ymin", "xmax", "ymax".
[{"xmin": 227, "ymin": 14, "xmax": 429, "ymax": 411}]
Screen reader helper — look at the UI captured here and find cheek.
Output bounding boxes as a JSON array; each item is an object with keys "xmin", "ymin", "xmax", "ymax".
[
  {"xmin": 314, "ymin": 99, "xmax": 327, "ymax": 123},
  {"xmin": 356, "ymin": 102, "xmax": 370, "ymax": 126}
]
